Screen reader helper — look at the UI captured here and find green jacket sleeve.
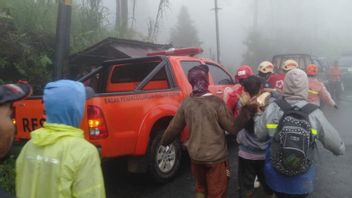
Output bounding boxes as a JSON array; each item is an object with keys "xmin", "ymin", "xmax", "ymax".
[{"xmin": 73, "ymin": 146, "xmax": 106, "ymax": 198}]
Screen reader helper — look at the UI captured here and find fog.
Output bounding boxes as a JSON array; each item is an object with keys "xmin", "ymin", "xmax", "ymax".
[{"xmin": 103, "ymin": 0, "xmax": 352, "ymax": 69}]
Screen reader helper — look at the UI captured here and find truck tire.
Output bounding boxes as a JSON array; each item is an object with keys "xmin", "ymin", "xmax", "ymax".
[{"xmin": 147, "ymin": 131, "xmax": 182, "ymax": 183}]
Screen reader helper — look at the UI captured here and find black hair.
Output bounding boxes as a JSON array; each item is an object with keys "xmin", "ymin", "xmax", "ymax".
[{"xmin": 241, "ymin": 75, "xmax": 262, "ymax": 97}]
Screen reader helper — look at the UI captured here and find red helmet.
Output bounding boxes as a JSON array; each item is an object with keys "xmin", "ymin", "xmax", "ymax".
[
  {"xmin": 235, "ymin": 65, "xmax": 254, "ymax": 81},
  {"xmin": 305, "ymin": 64, "xmax": 319, "ymax": 76}
]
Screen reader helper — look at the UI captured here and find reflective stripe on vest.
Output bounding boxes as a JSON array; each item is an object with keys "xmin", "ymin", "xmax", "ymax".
[
  {"xmin": 308, "ymin": 89, "xmax": 319, "ymax": 95},
  {"xmin": 265, "ymin": 123, "xmax": 318, "ymax": 135},
  {"xmin": 266, "ymin": 123, "xmax": 278, "ymax": 129}
]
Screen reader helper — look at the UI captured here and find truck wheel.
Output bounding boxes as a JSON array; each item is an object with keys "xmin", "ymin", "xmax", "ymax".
[{"xmin": 147, "ymin": 131, "xmax": 182, "ymax": 183}]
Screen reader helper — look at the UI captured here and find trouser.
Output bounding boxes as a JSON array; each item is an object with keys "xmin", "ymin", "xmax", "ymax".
[
  {"xmin": 328, "ymin": 80, "xmax": 341, "ymax": 102},
  {"xmin": 238, "ymin": 157, "xmax": 273, "ymax": 198},
  {"xmin": 275, "ymin": 192, "xmax": 308, "ymax": 198},
  {"xmin": 191, "ymin": 160, "xmax": 229, "ymax": 198}
]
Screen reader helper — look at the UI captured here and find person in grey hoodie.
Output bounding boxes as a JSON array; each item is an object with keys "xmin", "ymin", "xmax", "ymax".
[{"xmin": 254, "ymin": 68, "xmax": 345, "ymax": 198}]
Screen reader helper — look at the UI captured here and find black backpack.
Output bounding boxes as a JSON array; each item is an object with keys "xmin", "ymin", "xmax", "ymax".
[{"xmin": 271, "ymin": 99, "xmax": 318, "ymax": 176}]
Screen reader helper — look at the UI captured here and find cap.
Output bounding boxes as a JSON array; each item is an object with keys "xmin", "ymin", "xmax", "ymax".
[
  {"xmin": 0, "ymin": 81, "xmax": 33, "ymax": 105},
  {"xmin": 235, "ymin": 65, "xmax": 254, "ymax": 80}
]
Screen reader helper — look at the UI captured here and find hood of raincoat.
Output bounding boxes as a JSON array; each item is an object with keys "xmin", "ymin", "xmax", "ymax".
[
  {"xmin": 43, "ymin": 80, "xmax": 86, "ymax": 128},
  {"xmin": 283, "ymin": 68, "xmax": 308, "ymax": 101},
  {"xmin": 30, "ymin": 123, "xmax": 83, "ymax": 146}
]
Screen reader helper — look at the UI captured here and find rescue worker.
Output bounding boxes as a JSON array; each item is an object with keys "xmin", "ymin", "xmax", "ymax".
[
  {"xmin": 16, "ymin": 80, "xmax": 105, "ymax": 198},
  {"xmin": 254, "ymin": 69, "xmax": 345, "ymax": 198},
  {"xmin": 258, "ymin": 61, "xmax": 274, "ymax": 88},
  {"xmin": 268, "ymin": 59, "xmax": 298, "ymax": 90},
  {"xmin": 160, "ymin": 65, "xmax": 240, "ymax": 198},
  {"xmin": 327, "ymin": 62, "xmax": 342, "ymax": 102},
  {"xmin": 225, "ymin": 65, "xmax": 254, "ymax": 118},
  {"xmin": 0, "ymin": 81, "xmax": 32, "ymax": 198},
  {"xmin": 305, "ymin": 64, "xmax": 337, "ymax": 108}
]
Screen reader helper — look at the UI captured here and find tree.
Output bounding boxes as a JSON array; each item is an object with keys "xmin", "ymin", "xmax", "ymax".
[
  {"xmin": 169, "ymin": 6, "xmax": 201, "ymax": 48},
  {"xmin": 146, "ymin": 0, "xmax": 170, "ymax": 42}
]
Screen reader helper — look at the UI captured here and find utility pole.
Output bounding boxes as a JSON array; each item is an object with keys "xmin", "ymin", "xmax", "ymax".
[
  {"xmin": 53, "ymin": 0, "xmax": 72, "ymax": 80},
  {"xmin": 213, "ymin": 0, "xmax": 221, "ymax": 63}
]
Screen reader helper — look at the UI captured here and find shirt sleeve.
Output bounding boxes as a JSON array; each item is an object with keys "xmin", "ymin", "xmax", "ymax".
[
  {"xmin": 218, "ymin": 100, "xmax": 237, "ymax": 135},
  {"xmin": 254, "ymin": 102, "xmax": 282, "ymax": 141},
  {"xmin": 160, "ymin": 103, "xmax": 186, "ymax": 146},
  {"xmin": 312, "ymin": 110, "xmax": 345, "ymax": 155}
]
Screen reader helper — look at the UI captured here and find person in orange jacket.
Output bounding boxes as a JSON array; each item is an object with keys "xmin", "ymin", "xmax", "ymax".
[
  {"xmin": 327, "ymin": 62, "xmax": 342, "ymax": 101},
  {"xmin": 268, "ymin": 59, "xmax": 298, "ymax": 90},
  {"xmin": 305, "ymin": 64, "xmax": 337, "ymax": 108}
]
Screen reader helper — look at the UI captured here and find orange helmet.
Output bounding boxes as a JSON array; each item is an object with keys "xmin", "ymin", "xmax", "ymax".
[{"xmin": 305, "ymin": 64, "xmax": 319, "ymax": 76}]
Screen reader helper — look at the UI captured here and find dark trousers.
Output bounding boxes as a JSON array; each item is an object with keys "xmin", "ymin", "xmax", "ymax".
[
  {"xmin": 238, "ymin": 157, "xmax": 273, "ymax": 198},
  {"xmin": 191, "ymin": 160, "xmax": 229, "ymax": 198},
  {"xmin": 328, "ymin": 80, "xmax": 342, "ymax": 102}
]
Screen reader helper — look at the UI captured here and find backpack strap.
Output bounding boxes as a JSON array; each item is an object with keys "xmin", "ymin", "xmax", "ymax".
[
  {"xmin": 274, "ymin": 99, "xmax": 292, "ymax": 113},
  {"xmin": 300, "ymin": 103, "xmax": 319, "ymax": 115}
]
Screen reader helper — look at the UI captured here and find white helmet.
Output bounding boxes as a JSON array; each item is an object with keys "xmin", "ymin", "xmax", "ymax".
[
  {"xmin": 258, "ymin": 61, "xmax": 274, "ymax": 73},
  {"xmin": 282, "ymin": 59, "xmax": 298, "ymax": 71}
]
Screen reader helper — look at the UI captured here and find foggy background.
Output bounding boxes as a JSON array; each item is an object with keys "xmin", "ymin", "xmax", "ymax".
[{"xmin": 103, "ymin": 0, "xmax": 352, "ymax": 70}]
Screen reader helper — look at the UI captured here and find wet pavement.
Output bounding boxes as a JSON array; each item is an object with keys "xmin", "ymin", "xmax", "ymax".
[{"xmin": 104, "ymin": 91, "xmax": 352, "ymax": 198}]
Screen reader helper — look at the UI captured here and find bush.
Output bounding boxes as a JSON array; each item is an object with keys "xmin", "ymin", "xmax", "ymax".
[{"xmin": 0, "ymin": 155, "xmax": 16, "ymax": 196}]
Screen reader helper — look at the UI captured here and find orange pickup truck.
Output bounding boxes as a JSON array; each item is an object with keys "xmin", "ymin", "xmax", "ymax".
[{"xmin": 13, "ymin": 48, "xmax": 235, "ymax": 182}]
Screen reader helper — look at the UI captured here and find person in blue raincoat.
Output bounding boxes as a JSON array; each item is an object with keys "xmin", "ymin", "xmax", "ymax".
[{"xmin": 16, "ymin": 80, "xmax": 105, "ymax": 198}]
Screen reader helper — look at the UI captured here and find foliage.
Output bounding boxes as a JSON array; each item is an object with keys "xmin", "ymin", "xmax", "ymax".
[
  {"xmin": 0, "ymin": 155, "xmax": 16, "ymax": 196},
  {"xmin": 169, "ymin": 6, "xmax": 201, "ymax": 48},
  {"xmin": 146, "ymin": 0, "xmax": 170, "ymax": 42},
  {"xmin": 0, "ymin": 0, "xmax": 117, "ymax": 93}
]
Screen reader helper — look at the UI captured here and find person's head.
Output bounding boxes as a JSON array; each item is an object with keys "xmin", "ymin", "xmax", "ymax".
[
  {"xmin": 305, "ymin": 64, "xmax": 319, "ymax": 77},
  {"xmin": 0, "ymin": 82, "xmax": 32, "ymax": 158},
  {"xmin": 242, "ymin": 75, "xmax": 263, "ymax": 97},
  {"xmin": 283, "ymin": 68, "xmax": 308, "ymax": 100},
  {"xmin": 258, "ymin": 61, "xmax": 274, "ymax": 79},
  {"xmin": 187, "ymin": 64, "xmax": 210, "ymax": 96},
  {"xmin": 43, "ymin": 80, "xmax": 94, "ymax": 128},
  {"xmin": 235, "ymin": 65, "xmax": 254, "ymax": 84},
  {"xmin": 282, "ymin": 59, "xmax": 299, "ymax": 73}
]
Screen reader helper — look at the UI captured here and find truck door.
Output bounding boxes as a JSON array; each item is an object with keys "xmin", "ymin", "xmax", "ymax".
[{"xmin": 206, "ymin": 63, "xmax": 235, "ymax": 98}]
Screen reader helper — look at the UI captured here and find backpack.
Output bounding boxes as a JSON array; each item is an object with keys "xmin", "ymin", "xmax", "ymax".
[{"xmin": 271, "ymin": 99, "xmax": 318, "ymax": 176}]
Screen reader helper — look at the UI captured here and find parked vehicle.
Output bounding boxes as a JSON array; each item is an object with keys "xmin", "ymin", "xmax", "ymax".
[
  {"xmin": 13, "ymin": 48, "xmax": 235, "ymax": 183},
  {"xmin": 272, "ymin": 54, "xmax": 327, "ymax": 80}
]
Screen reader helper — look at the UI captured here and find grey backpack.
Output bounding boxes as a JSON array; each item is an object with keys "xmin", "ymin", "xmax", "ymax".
[{"xmin": 271, "ymin": 99, "xmax": 318, "ymax": 176}]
